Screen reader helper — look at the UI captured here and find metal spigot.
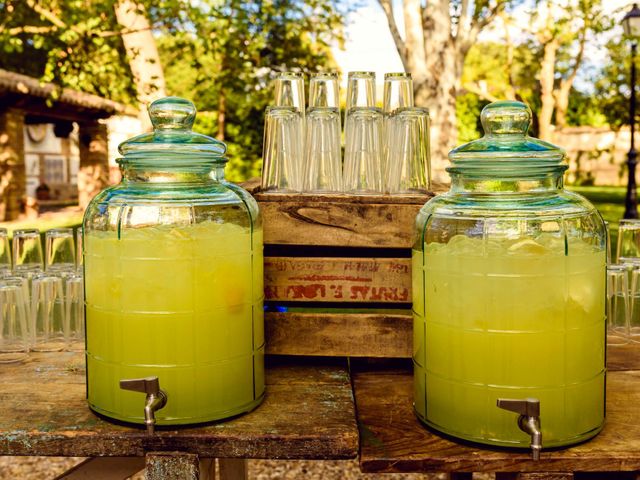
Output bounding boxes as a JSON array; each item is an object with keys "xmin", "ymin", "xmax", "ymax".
[
  {"xmin": 496, "ymin": 397, "xmax": 542, "ymax": 460},
  {"xmin": 120, "ymin": 376, "xmax": 168, "ymax": 435}
]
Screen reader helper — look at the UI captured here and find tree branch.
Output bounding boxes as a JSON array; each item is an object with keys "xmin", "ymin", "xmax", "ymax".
[
  {"xmin": 0, "ymin": 25, "xmax": 58, "ymax": 35},
  {"xmin": 460, "ymin": 1, "xmax": 505, "ymax": 55},
  {"xmin": 463, "ymin": 81, "xmax": 500, "ymax": 102},
  {"xmin": 377, "ymin": 0, "xmax": 408, "ymax": 69},
  {"xmin": 25, "ymin": 0, "xmax": 66, "ymax": 29}
]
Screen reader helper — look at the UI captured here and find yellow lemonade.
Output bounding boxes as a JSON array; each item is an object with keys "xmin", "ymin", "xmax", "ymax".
[
  {"xmin": 85, "ymin": 221, "xmax": 264, "ymax": 425},
  {"xmin": 413, "ymin": 233, "xmax": 606, "ymax": 447}
]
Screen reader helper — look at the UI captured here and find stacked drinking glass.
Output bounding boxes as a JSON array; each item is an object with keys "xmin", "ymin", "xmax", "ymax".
[
  {"xmin": 0, "ymin": 227, "xmax": 85, "ymax": 363},
  {"xmin": 261, "ymin": 70, "xmax": 431, "ymax": 194}
]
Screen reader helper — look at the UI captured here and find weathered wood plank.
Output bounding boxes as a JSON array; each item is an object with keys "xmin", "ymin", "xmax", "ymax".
[
  {"xmin": 254, "ymin": 191, "xmax": 435, "ymax": 205},
  {"xmin": 355, "ymin": 368, "xmax": 640, "ymax": 473},
  {"xmin": 265, "ymin": 312, "xmax": 412, "ymax": 357},
  {"xmin": 496, "ymin": 474, "xmax": 574, "ymax": 480},
  {"xmin": 0, "ymin": 353, "xmax": 358, "ymax": 459},
  {"xmin": 54, "ymin": 457, "xmax": 145, "ymax": 479},
  {"xmin": 218, "ymin": 459, "xmax": 248, "ymax": 480},
  {"xmin": 607, "ymin": 343, "xmax": 640, "ymax": 371},
  {"xmin": 264, "ymin": 257, "xmax": 411, "ymax": 303},
  {"xmin": 258, "ymin": 199, "xmax": 428, "ymax": 248},
  {"xmin": 145, "ymin": 452, "xmax": 199, "ymax": 480}
]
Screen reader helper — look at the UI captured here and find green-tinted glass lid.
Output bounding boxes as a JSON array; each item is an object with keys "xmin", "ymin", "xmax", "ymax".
[
  {"xmin": 118, "ymin": 97, "xmax": 227, "ymax": 159},
  {"xmin": 448, "ymin": 101, "xmax": 565, "ymax": 169}
]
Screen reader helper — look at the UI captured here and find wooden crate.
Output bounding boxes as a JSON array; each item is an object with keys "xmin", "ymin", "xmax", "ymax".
[{"xmin": 252, "ymin": 189, "xmax": 436, "ymax": 358}]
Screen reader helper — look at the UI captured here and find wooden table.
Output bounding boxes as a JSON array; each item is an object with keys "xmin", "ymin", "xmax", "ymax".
[
  {"xmin": 0, "ymin": 353, "xmax": 358, "ymax": 479},
  {"xmin": 354, "ymin": 346, "xmax": 640, "ymax": 479}
]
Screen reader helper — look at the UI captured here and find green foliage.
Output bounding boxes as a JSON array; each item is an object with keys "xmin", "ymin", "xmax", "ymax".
[
  {"xmin": 0, "ymin": 0, "xmax": 137, "ymax": 105},
  {"xmin": 154, "ymin": 0, "xmax": 344, "ymax": 182},
  {"xmin": 594, "ymin": 38, "xmax": 633, "ymax": 131}
]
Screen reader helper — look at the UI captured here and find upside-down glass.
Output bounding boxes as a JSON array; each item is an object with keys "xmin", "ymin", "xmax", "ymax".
[
  {"xmin": 83, "ymin": 97, "xmax": 264, "ymax": 425},
  {"xmin": 31, "ymin": 275, "xmax": 66, "ymax": 352},
  {"xmin": 274, "ymin": 72, "xmax": 305, "ymax": 114},
  {"xmin": 65, "ymin": 273, "xmax": 84, "ymax": 351},
  {"xmin": 304, "ymin": 73, "xmax": 342, "ymax": 192},
  {"xmin": 383, "ymin": 72, "xmax": 413, "ymax": 115},
  {"xmin": 413, "ymin": 101, "xmax": 606, "ymax": 450},
  {"xmin": 387, "ymin": 107, "xmax": 431, "ymax": 193},
  {"xmin": 76, "ymin": 228, "xmax": 83, "ymax": 272},
  {"xmin": 616, "ymin": 219, "xmax": 640, "ymax": 263},
  {"xmin": 45, "ymin": 228, "xmax": 76, "ymax": 273},
  {"xmin": 0, "ymin": 278, "xmax": 29, "ymax": 363},
  {"xmin": 12, "ymin": 229, "xmax": 43, "ymax": 275},
  {"xmin": 0, "ymin": 228, "xmax": 10, "ymax": 275},
  {"xmin": 607, "ymin": 264, "xmax": 631, "ymax": 345},
  {"xmin": 343, "ymin": 72, "xmax": 383, "ymax": 193},
  {"xmin": 261, "ymin": 106, "xmax": 304, "ymax": 191}
]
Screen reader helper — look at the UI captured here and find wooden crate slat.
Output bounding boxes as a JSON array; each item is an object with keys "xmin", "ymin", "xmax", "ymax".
[
  {"xmin": 264, "ymin": 257, "xmax": 411, "ymax": 303},
  {"xmin": 0, "ymin": 352, "xmax": 358, "ymax": 459},
  {"xmin": 355, "ymin": 367, "xmax": 640, "ymax": 474},
  {"xmin": 265, "ymin": 312, "xmax": 412, "ymax": 357},
  {"xmin": 259, "ymin": 199, "xmax": 430, "ymax": 248}
]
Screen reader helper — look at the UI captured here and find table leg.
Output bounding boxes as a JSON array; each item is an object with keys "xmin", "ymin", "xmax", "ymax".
[
  {"xmin": 145, "ymin": 452, "xmax": 200, "ymax": 480},
  {"xmin": 219, "ymin": 458, "xmax": 248, "ymax": 480}
]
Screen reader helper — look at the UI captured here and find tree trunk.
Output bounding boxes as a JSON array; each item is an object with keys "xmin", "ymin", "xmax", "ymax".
[
  {"xmin": 418, "ymin": 0, "xmax": 457, "ymax": 182},
  {"xmin": 554, "ymin": 80, "xmax": 572, "ymax": 130},
  {"xmin": 538, "ymin": 38, "xmax": 558, "ymax": 141},
  {"xmin": 114, "ymin": 0, "xmax": 166, "ymax": 124}
]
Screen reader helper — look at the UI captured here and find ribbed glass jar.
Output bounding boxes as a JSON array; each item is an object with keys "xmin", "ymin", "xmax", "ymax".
[
  {"xmin": 413, "ymin": 101, "xmax": 606, "ymax": 448},
  {"xmin": 83, "ymin": 97, "xmax": 264, "ymax": 425}
]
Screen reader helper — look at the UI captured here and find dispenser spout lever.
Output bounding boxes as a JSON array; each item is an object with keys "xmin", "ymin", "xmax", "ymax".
[
  {"xmin": 120, "ymin": 376, "xmax": 167, "ymax": 435},
  {"xmin": 497, "ymin": 397, "xmax": 542, "ymax": 460}
]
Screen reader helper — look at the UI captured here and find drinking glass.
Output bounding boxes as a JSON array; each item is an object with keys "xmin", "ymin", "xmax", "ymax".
[
  {"xmin": 304, "ymin": 73, "xmax": 342, "ymax": 192},
  {"xmin": 45, "ymin": 228, "xmax": 76, "ymax": 273},
  {"xmin": 0, "ymin": 278, "xmax": 30, "ymax": 363},
  {"xmin": 343, "ymin": 109, "xmax": 384, "ymax": 193},
  {"xmin": 383, "ymin": 72, "xmax": 414, "ymax": 115},
  {"xmin": 386, "ymin": 107, "xmax": 431, "ymax": 193},
  {"xmin": 607, "ymin": 264, "xmax": 630, "ymax": 345},
  {"xmin": 65, "ymin": 273, "xmax": 84, "ymax": 351},
  {"xmin": 31, "ymin": 275, "xmax": 65, "ymax": 352},
  {"xmin": 274, "ymin": 72, "xmax": 305, "ymax": 114},
  {"xmin": 261, "ymin": 106, "xmax": 304, "ymax": 191},
  {"xmin": 308, "ymin": 72, "xmax": 339, "ymax": 109},
  {"xmin": 0, "ymin": 228, "xmax": 11, "ymax": 275},
  {"xmin": 604, "ymin": 221, "xmax": 611, "ymax": 265},
  {"xmin": 76, "ymin": 228, "xmax": 84, "ymax": 272},
  {"xmin": 12, "ymin": 229, "xmax": 43, "ymax": 275},
  {"xmin": 346, "ymin": 71, "xmax": 376, "ymax": 111},
  {"xmin": 616, "ymin": 219, "xmax": 640, "ymax": 263}
]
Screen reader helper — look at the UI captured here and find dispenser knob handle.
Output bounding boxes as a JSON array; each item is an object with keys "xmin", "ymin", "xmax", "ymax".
[
  {"xmin": 120, "ymin": 376, "xmax": 162, "ymax": 395},
  {"xmin": 496, "ymin": 397, "xmax": 540, "ymax": 417}
]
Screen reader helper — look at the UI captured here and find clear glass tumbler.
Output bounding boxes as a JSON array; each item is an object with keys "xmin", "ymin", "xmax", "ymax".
[
  {"xmin": 383, "ymin": 72, "xmax": 414, "ymax": 115},
  {"xmin": 261, "ymin": 106, "xmax": 304, "ymax": 191},
  {"xmin": 13, "ymin": 229, "xmax": 43, "ymax": 276},
  {"xmin": 65, "ymin": 273, "xmax": 85, "ymax": 351},
  {"xmin": 0, "ymin": 228, "xmax": 11, "ymax": 275},
  {"xmin": 616, "ymin": 219, "xmax": 640, "ymax": 263},
  {"xmin": 607, "ymin": 264, "xmax": 630, "ymax": 345},
  {"xmin": 45, "ymin": 228, "xmax": 76, "ymax": 273},
  {"xmin": 387, "ymin": 107, "xmax": 431, "ymax": 193},
  {"xmin": 0, "ymin": 278, "xmax": 30, "ymax": 363},
  {"xmin": 304, "ymin": 72, "xmax": 342, "ymax": 192},
  {"xmin": 31, "ymin": 275, "xmax": 66, "ymax": 352},
  {"xmin": 274, "ymin": 72, "xmax": 305, "ymax": 114},
  {"xmin": 343, "ymin": 72, "xmax": 383, "ymax": 193},
  {"xmin": 76, "ymin": 228, "xmax": 84, "ymax": 273}
]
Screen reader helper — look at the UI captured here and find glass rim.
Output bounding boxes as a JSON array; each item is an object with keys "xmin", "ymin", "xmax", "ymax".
[
  {"xmin": 384, "ymin": 72, "xmax": 412, "ymax": 79},
  {"xmin": 276, "ymin": 71, "xmax": 304, "ymax": 78},
  {"xmin": 13, "ymin": 229, "xmax": 40, "ymax": 236},
  {"xmin": 348, "ymin": 71, "xmax": 375, "ymax": 78},
  {"xmin": 310, "ymin": 72, "xmax": 339, "ymax": 79},
  {"xmin": 46, "ymin": 228, "xmax": 74, "ymax": 237},
  {"xmin": 607, "ymin": 264, "xmax": 630, "ymax": 272}
]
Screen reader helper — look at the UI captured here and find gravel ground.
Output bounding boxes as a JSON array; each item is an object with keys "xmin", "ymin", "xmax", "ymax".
[{"xmin": 0, "ymin": 457, "xmax": 451, "ymax": 479}]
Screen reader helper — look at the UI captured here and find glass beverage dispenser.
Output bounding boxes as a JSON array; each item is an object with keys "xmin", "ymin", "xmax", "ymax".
[
  {"xmin": 83, "ymin": 97, "xmax": 264, "ymax": 428},
  {"xmin": 413, "ymin": 101, "xmax": 606, "ymax": 456}
]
